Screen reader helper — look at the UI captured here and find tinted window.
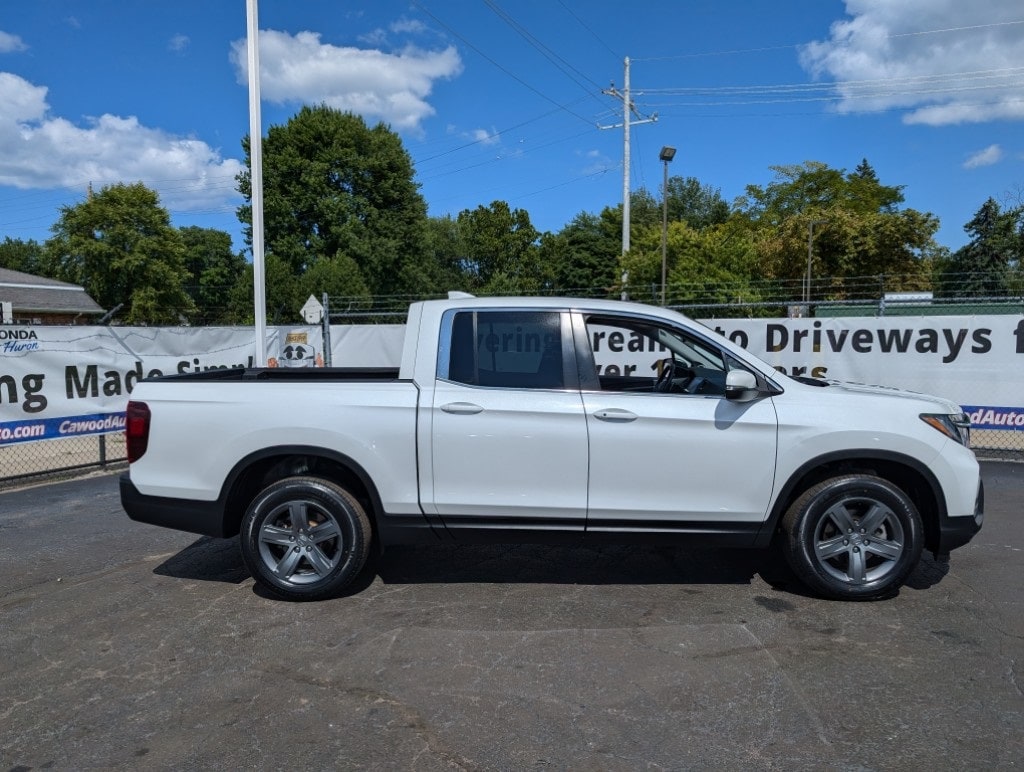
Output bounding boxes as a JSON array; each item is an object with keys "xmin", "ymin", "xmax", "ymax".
[{"xmin": 446, "ymin": 311, "xmax": 565, "ymax": 389}]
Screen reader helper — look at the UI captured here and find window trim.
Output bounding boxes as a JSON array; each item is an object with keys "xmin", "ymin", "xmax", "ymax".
[
  {"xmin": 572, "ymin": 310, "xmax": 758, "ymax": 398},
  {"xmin": 436, "ymin": 308, "xmax": 577, "ymax": 391}
]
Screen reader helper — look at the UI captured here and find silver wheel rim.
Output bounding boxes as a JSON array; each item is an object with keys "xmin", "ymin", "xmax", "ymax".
[
  {"xmin": 813, "ymin": 495, "xmax": 905, "ymax": 585},
  {"xmin": 257, "ymin": 499, "xmax": 344, "ymax": 586}
]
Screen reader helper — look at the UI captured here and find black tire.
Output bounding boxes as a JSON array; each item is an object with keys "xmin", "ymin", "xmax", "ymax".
[
  {"xmin": 781, "ymin": 474, "xmax": 923, "ymax": 601},
  {"xmin": 239, "ymin": 476, "xmax": 371, "ymax": 601}
]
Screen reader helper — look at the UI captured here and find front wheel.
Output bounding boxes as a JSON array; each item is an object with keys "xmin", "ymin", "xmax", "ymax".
[
  {"xmin": 781, "ymin": 475, "xmax": 923, "ymax": 601},
  {"xmin": 240, "ymin": 476, "xmax": 371, "ymax": 601}
]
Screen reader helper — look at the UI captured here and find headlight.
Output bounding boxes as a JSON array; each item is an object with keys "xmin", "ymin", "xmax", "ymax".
[{"xmin": 920, "ymin": 413, "xmax": 971, "ymax": 447}]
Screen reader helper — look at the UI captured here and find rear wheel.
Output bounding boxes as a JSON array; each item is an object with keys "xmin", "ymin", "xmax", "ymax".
[
  {"xmin": 240, "ymin": 476, "xmax": 371, "ymax": 601},
  {"xmin": 781, "ymin": 475, "xmax": 923, "ymax": 601}
]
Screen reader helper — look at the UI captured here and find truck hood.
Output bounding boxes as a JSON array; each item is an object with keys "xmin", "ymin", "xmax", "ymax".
[{"xmin": 820, "ymin": 379, "xmax": 962, "ymax": 414}]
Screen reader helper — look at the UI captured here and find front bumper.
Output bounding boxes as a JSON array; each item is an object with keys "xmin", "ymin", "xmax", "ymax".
[{"xmin": 935, "ymin": 477, "xmax": 984, "ymax": 556}]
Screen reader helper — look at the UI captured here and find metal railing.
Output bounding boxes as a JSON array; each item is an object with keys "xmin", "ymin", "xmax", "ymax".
[{"xmin": 0, "ymin": 433, "xmax": 126, "ymax": 491}]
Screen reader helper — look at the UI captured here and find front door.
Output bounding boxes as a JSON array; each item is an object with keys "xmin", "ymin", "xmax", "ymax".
[{"xmin": 576, "ymin": 312, "xmax": 779, "ymax": 531}]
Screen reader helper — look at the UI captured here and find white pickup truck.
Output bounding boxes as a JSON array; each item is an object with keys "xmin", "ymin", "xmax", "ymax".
[{"xmin": 121, "ymin": 295, "xmax": 983, "ymax": 601}]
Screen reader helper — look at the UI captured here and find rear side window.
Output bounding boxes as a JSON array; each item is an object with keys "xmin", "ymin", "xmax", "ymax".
[{"xmin": 442, "ymin": 310, "xmax": 566, "ymax": 389}]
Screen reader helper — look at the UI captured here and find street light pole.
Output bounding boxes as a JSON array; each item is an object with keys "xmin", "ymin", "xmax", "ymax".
[
  {"xmin": 659, "ymin": 146, "xmax": 676, "ymax": 305},
  {"xmin": 805, "ymin": 218, "xmax": 827, "ymax": 304}
]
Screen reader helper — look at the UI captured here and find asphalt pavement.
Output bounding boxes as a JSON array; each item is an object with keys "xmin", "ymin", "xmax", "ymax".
[{"xmin": 1, "ymin": 462, "xmax": 1022, "ymax": 770}]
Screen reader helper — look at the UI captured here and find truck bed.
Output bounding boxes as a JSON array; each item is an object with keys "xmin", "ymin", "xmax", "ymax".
[{"xmin": 149, "ymin": 366, "xmax": 403, "ymax": 383}]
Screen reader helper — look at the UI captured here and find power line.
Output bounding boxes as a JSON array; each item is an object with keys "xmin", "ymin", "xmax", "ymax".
[
  {"xmin": 418, "ymin": 126, "xmax": 598, "ymax": 181},
  {"xmin": 415, "ymin": 101, "xmax": 586, "ymax": 164},
  {"xmin": 411, "ymin": 0, "xmax": 598, "ymax": 127},
  {"xmin": 639, "ymin": 67, "xmax": 1024, "ymax": 96},
  {"xmin": 634, "ymin": 19, "xmax": 1024, "ymax": 62},
  {"xmin": 483, "ymin": 0, "xmax": 607, "ymax": 105},
  {"xmin": 556, "ymin": 0, "xmax": 620, "ymax": 60}
]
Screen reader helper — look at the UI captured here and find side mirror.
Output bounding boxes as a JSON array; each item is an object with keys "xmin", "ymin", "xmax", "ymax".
[{"xmin": 725, "ymin": 369, "xmax": 760, "ymax": 402}]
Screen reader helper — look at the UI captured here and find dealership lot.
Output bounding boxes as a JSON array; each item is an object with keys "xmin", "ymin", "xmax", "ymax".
[{"xmin": 1, "ymin": 462, "xmax": 1022, "ymax": 769}]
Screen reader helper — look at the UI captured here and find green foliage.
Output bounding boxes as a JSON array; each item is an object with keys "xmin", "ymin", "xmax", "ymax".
[
  {"xmin": 0, "ymin": 237, "xmax": 45, "ymax": 275},
  {"xmin": 228, "ymin": 252, "xmax": 302, "ymax": 324},
  {"xmin": 735, "ymin": 160, "xmax": 934, "ymax": 294},
  {"xmin": 752, "ymin": 209, "xmax": 937, "ymax": 290},
  {"xmin": 422, "ymin": 215, "xmax": 471, "ymax": 293},
  {"xmin": 44, "ymin": 183, "xmax": 194, "ymax": 324},
  {"xmin": 539, "ymin": 211, "xmax": 620, "ymax": 296},
  {"xmin": 455, "ymin": 200, "xmax": 545, "ymax": 294},
  {"xmin": 622, "ymin": 221, "xmax": 759, "ymax": 307},
  {"xmin": 665, "ymin": 176, "xmax": 730, "ymax": 229},
  {"xmin": 237, "ymin": 105, "xmax": 430, "ymax": 306},
  {"xmin": 934, "ymin": 198, "xmax": 1024, "ymax": 297},
  {"xmin": 300, "ymin": 254, "xmax": 371, "ymax": 311},
  {"xmin": 179, "ymin": 226, "xmax": 248, "ymax": 324},
  {"xmin": 737, "ymin": 160, "xmax": 905, "ymax": 225}
]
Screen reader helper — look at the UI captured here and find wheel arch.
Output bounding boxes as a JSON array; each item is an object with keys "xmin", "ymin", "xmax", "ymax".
[
  {"xmin": 216, "ymin": 445, "xmax": 385, "ymax": 541},
  {"xmin": 759, "ymin": 450, "xmax": 947, "ymax": 554}
]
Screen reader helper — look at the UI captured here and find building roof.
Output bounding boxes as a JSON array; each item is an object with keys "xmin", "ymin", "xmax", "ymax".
[{"xmin": 0, "ymin": 267, "xmax": 105, "ymax": 315}]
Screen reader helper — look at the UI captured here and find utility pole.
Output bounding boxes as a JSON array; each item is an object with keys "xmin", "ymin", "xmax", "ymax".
[
  {"xmin": 598, "ymin": 55, "xmax": 655, "ymax": 262},
  {"xmin": 805, "ymin": 219, "xmax": 828, "ymax": 304}
]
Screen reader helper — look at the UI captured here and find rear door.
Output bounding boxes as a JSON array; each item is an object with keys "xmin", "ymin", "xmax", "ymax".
[{"xmin": 428, "ymin": 308, "xmax": 589, "ymax": 535}]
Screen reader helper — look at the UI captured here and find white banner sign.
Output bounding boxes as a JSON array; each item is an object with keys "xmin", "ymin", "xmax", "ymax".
[
  {"xmin": 2, "ymin": 315, "xmax": 1022, "ymax": 446},
  {"xmin": 0, "ymin": 326, "xmax": 320, "ymax": 445},
  {"xmin": 704, "ymin": 316, "xmax": 1024, "ymax": 431}
]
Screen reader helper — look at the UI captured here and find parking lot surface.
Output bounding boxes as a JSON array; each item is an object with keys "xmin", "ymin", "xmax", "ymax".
[{"xmin": 1, "ymin": 462, "xmax": 1022, "ymax": 770}]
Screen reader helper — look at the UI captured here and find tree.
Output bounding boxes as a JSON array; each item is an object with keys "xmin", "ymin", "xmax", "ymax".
[
  {"xmin": 228, "ymin": 252, "xmax": 301, "ymax": 324},
  {"xmin": 45, "ymin": 183, "xmax": 193, "ymax": 324},
  {"xmin": 300, "ymin": 254, "xmax": 371, "ymax": 311},
  {"xmin": 179, "ymin": 226, "xmax": 248, "ymax": 324},
  {"xmin": 539, "ymin": 211, "xmax": 620, "ymax": 296},
  {"xmin": 735, "ymin": 161, "xmax": 935, "ymax": 292},
  {"xmin": 665, "ymin": 176, "xmax": 730, "ymax": 230},
  {"xmin": 596, "ymin": 188, "xmax": 669, "ymax": 253},
  {"xmin": 423, "ymin": 215, "xmax": 470, "ymax": 293},
  {"xmin": 455, "ymin": 201, "xmax": 544, "ymax": 294},
  {"xmin": 237, "ymin": 105, "xmax": 430, "ymax": 301},
  {"xmin": 935, "ymin": 198, "xmax": 1024, "ymax": 297},
  {"xmin": 622, "ymin": 221, "xmax": 759, "ymax": 308},
  {"xmin": 737, "ymin": 160, "xmax": 905, "ymax": 225},
  {"xmin": 0, "ymin": 238, "xmax": 45, "ymax": 275},
  {"xmin": 848, "ymin": 158, "xmax": 904, "ymax": 213}
]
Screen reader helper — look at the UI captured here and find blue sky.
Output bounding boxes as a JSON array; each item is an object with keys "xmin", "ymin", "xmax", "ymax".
[{"xmin": 1, "ymin": 1, "xmax": 1022, "ymax": 257}]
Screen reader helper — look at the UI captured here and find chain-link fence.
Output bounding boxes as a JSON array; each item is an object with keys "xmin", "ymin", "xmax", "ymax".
[{"xmin": 0, "ymin": 433, "xmax": 126, "ymax": 491}]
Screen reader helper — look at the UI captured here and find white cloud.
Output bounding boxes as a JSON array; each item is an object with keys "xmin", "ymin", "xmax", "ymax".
[
  {"xmin": 390, "ymin": 18, "xmax": 427, "ymax": 35},
  {"xmin": 357, "ymin": 28, "xmax": 388, "ymax": 47},
  {"xmin": 0, "ymin": 71, "xmax": 243, "ymax": 211},
  {"xmin": 229, "ymin": 29, "xmax": 462, "ymax": 131},
  {"xmin": 579, "ymin": 149, "xmax": 615, "ymax": 175},
  {"xmin": 0, "ymin": 30, "xmax": 28, "ymax": 53},
  {"xmin": 0, "ymin": 72, "xmax": 47, "ymax": 121},
  {"xmin": 358, "ymin": 17, "xmax": 429, "ymax": 47},
  {"xmin": 800, "ymin": 0, "xmax": 1024, "ymax": 125},
  {"xmin": 469, "ymin": 128, "xmax": 500, "ymax": 145},
  {"xmin": 963, "ymin": 144, "xmax": 1004, "ymax": 169},
  {"xmin": 168, "ymin": 34, "xmax": 190, "ymax": 53}
]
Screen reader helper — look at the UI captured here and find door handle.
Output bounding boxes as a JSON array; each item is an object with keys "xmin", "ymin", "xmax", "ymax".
[
  {"xmin": 441, "ymin": 402, "xmax": 484, "ymax": 415},
  {"xmin": 593, "ymin": 408, "xmax": 637, "ymax": 422}
]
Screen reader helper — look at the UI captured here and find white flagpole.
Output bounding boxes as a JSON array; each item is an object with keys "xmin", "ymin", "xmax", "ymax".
[{"xmin": 246, "ymin": 0, "xmax": 268, "ymax": 366}]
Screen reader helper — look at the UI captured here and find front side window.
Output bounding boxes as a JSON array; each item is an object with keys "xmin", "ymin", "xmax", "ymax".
[
  {"xmin": 583, "ymin": 314, "xmax": 737, "ymax": 396},
  {"xmin": 443, "ymin": 310, "xmax": 566, "ymax": 389}
]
